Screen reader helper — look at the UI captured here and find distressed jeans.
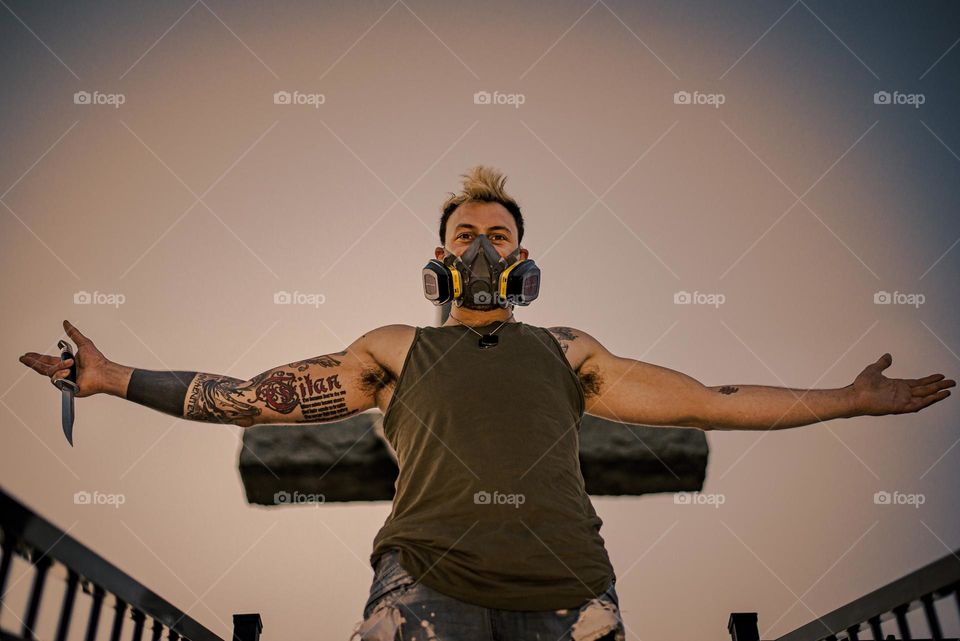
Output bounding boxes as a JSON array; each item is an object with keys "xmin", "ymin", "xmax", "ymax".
[{"xmin": 350, "ymin": 548, "xmax": 626, "ymax": 641}]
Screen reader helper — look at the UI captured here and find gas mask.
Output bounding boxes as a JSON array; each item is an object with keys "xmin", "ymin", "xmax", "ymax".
[{"xmin": 422, "ymin": 234, "xmax": 540, "ymax": 310}]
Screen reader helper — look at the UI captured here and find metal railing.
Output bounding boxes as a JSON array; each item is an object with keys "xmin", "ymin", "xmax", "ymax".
[
  {"xmin": 0, "ymin": 486, "xmax": 262, "ymax": 641},
  {"xmin": 728, "ymin": 547, "xmax": 960, "ymax": 641}
]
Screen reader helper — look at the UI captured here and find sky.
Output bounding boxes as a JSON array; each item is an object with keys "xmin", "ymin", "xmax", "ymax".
[{"xmin": 1, "ymin": 1, "xmax": 959, "ymax": 640}]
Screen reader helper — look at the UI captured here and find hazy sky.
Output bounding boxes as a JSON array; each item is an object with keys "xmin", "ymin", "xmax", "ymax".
[{"xmin": 1, "ymin": 1, "xmax": 959, "ymax": 640}]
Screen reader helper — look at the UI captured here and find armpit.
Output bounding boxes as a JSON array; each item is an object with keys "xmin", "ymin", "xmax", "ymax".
[
  {"xmin": 359, "ymin": 363, "xmax": 396, "ymax": 397},
  {"xmin": 579, "ymin": 365, "xmax": 603, "ymax": 400}
]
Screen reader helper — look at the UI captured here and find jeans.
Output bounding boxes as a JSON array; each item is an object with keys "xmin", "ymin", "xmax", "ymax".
[{"xmin": 350, "ymin": 548, "xmax": 626, "ymax": 641}]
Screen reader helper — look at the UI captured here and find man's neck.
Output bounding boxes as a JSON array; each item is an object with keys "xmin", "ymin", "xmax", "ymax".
[{"xmin": 442, "ymin": 307, "xmax": 517, "ymax": 327}]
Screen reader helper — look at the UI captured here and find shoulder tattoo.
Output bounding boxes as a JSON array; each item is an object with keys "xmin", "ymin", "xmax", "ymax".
[{"xmin": 548, "ymin": 326, "xmax": 578, "ymax": 354}]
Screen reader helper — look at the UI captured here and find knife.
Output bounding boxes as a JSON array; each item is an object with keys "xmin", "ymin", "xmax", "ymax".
[{"xmin": 53, "ymin": 339, "xmax": 78, "ymax": 447}]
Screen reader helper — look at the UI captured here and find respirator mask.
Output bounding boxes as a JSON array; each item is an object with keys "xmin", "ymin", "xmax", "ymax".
[{"xmin": 422, "ymin": 234, "xmax": 540, "ymax": 310}]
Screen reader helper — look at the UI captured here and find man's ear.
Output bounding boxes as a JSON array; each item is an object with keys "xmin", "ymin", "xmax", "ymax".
[
  {"xmin": 519, "ymin": 247, "xmax": 529, "ymax": 261},
  {"xmin": 435, "ymin": 246, "xmax": 445, "ymax": 260}
]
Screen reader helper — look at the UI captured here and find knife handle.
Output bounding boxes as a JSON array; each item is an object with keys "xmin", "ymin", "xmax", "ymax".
[{"xmin": 55, "ymin": 340, "xmax": 79, "ymax": 392}]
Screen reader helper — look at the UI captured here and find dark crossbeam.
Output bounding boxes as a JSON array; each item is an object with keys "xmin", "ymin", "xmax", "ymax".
[{"xmin": 238, "ymin": 412, "xmax": 708, "ymax": 505}]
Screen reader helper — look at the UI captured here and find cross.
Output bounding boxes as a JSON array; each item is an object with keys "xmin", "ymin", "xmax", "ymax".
[{"xmin": 238, "ymin": 305, "xmax": 708, "ymax": 505}]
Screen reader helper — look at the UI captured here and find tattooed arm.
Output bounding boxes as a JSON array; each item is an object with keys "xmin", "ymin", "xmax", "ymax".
[
  {"xmin": 547, "ymin": 326, "xmax": 892, "ymax": 431},
  {"xmin": 104, "ymin": 330, "xmax": 394, "ymax": 428}
]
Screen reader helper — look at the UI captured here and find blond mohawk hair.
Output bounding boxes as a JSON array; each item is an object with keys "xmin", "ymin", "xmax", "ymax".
[{"xmin": 439, "ymin": 165, "xmax": 525, "ymax": 245}]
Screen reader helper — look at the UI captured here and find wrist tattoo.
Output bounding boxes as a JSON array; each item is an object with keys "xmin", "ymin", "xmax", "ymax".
[
  {"xmin": 717, "ymin": 385, "xmax": 739, "ymax": 395},
  {"xmin": 126, "ymin": 370, "xmax": 199, "ymax": 417}
]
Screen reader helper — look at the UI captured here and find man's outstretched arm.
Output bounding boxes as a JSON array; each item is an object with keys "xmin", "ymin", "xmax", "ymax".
[
  {"xmin": 549, "ymin": 327, "xmax": 955, "ymax": 431},
  {"xmin": 19, "ymin": 320, "xmax": 391, "ymax": 428}
]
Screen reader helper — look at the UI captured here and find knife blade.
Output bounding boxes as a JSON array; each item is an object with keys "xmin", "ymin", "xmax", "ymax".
[{"xmin": 53, "ymin": 339, "xmax": 78, "ymax": 447}]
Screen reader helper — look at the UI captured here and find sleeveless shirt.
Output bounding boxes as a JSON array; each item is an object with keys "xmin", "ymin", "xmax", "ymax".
[{"xmin": 369, "ymin": 320, "xmax": 616, "ymax": 610}]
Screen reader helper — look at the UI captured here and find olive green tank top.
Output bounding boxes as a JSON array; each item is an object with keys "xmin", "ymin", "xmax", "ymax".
[{"xmin": 370, "ymin": 320, "xmax": 615, "ymax": 610}]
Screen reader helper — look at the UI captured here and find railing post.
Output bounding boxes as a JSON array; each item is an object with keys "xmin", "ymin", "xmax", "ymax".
[
  {"xmin": 84, "ymin": 583, "xmax": 106, "ymax": 641},
  {"xmin": 232, "ymin": 613, "xmax": 263, "ymax": 641},
  {"xmin": 920, "ymin": 592, "xmax": 943, "ymax": 640},
  {"xmin": 23, "ymin": 554, "xmax": 52, "ymax": 640},
  {"xmin": 728, "ymin": 612, "xmax": 760, "ymax": 641},
  {"xmin": 54, "ymin": 569, "xmax": 80, "ymax": 641},
  {"xmin": 0, "ymin": 535, "xmax": 13, "ymax": 629},
  {"xmin": 110, "ymin": 597, "xmax": 128, "ymax": 641},
  {"xmin": 130, "ymin": 609, "xmax": 147, "ymax": 641}
]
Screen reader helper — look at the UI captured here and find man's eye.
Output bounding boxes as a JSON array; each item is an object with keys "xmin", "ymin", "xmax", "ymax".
[{"xmin": 457, "ymin": 233, "xmax": 506, "ymax": 241}]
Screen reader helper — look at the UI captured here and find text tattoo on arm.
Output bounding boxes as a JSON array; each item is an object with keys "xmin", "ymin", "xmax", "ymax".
[
  {"xmin": 183, "ymin": 367, "xmax": 355, "ymax": 423},
  {"xmin": 126, "ymin": 349, "xmax": 370, "ymax": 426}
]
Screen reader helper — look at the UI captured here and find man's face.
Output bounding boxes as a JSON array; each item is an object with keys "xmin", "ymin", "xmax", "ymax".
[{"xmin": 435, "ymin": 201, "xmax": 529, "ymax": 262}]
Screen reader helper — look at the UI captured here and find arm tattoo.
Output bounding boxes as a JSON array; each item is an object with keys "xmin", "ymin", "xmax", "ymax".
[
  {"xmin": 126, "ymin": 370, "xmax": 199, "ymax": 417},
  {"xmin": 548, "ymin": 327, "xmax": 578, "ymax": 354},
  {"xmin": 287, "ymin": 350, "xmax": 348, "ymax": 371},
  {"xmin": 717, "ymin": 385, "xmax": 739, "ymax": 395},
  {"xmin": 186, "ymin": 373, "xmax": 262, "ymax": 424},
  {"xmin": 126, "ymin": 356, "xmax": 365, "ymax": 426},
  {"xmin": 548, "ymin": 327, "xmax": 602, "ymax": 400},
  {"xmin": 126, "ymin": 370, "xmax": 262, "ymax": 425},
  {"xmin": 285, "ymin": 368, "xmax": 353, "ymax": 422}
]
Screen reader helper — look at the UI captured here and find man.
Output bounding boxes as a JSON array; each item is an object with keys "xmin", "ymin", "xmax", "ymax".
[{"xmin": 19, "ymin": 165, "xmax": 955, "ymax": 641}]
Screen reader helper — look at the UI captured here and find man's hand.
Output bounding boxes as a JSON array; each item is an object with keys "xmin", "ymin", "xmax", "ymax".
[
  {"xmin": 18, "ymin": 320, "xmax": 112, "ymax": 398},
  {"xmin": 853, "ymin": 353, "xmax": 955, "ymax": 416}
]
